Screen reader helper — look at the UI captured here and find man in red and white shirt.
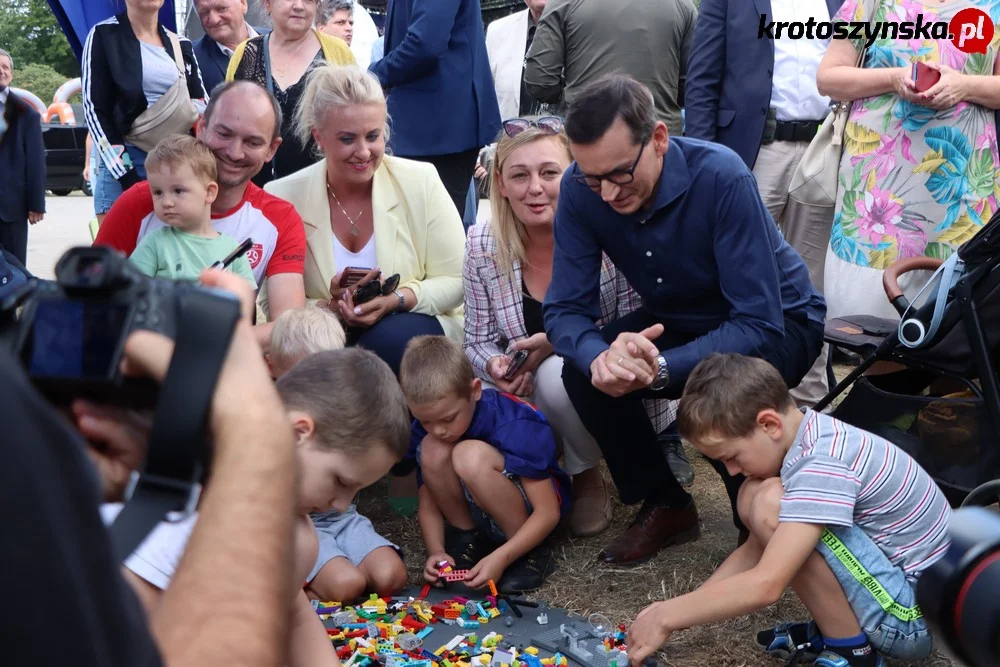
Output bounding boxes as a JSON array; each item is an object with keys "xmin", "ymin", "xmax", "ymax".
[{"xmin": 95, "ymin": 81, "xmax": 306, "ymax": 347}]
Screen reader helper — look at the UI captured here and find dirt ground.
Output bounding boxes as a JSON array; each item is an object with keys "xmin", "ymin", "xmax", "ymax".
[{"xmin": 357, "ymin": 368, "xmax": 961, "ymax": 667}]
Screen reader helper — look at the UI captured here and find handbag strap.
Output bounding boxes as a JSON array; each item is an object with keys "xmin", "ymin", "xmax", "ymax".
[
  {"xmin": 165, "ymin": 30, "xmax": 186, "ymax": 79},
  {"xmin": 854, "ymin": 0, "xmax": 881, "ymax": 69},
  {"xmin": 262, "ymin": 32, "xmax": 276, "ymax": 96}
]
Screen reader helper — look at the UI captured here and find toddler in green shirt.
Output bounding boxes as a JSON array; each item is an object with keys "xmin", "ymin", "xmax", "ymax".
[{"xmin": 129, "ymin": 135, "xmax": 256, "ymax": 288}]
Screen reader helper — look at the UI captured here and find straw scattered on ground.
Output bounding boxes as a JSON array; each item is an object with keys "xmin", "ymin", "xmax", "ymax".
[{"xmin": 358, "ymin": 363, "xmax": 957, "ymax": 666}]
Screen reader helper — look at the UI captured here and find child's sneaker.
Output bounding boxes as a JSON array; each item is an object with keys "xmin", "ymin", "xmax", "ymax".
[
  {"xmin": 814, "ymin": 650, "xmax": 883, "ymax": 667},
  {"xmin": 444, "ymin": 527, "xmax": 494, "ymax": 570},
  {"xmin": 498, "ymin": 544, "xmax": 555, "ymax": 594},
  {"xmin": 755, "ymin": 621, "xmax": 823, "ymax": 662}
]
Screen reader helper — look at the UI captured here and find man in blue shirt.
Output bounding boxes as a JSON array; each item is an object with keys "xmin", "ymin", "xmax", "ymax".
[{"xmin": 543, "ymin": 75, "xmax": 826, "ymax": 565}]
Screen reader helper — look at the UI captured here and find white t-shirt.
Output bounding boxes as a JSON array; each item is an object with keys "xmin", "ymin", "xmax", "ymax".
[{"xmin": 101, "ymin": 503, "xmax": 197, "ymax": 589}]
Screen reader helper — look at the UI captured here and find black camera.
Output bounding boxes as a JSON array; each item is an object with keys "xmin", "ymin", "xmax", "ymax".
[
  {"xmin": 0, "ymin": 246, "xmax": 241, "ymax": 408},
  {"xmin": 917, "ymin": 506, "xmax": 1000, "ymax": 666}
]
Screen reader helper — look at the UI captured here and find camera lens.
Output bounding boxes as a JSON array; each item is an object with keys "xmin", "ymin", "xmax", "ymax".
[{"xmin": 917, "ymin": 507, "xmax": 1000, "ymax": 666}]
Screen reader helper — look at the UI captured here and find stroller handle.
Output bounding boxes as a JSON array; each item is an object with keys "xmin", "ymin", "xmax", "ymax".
[{"xmin": 883, "ymin": 256, "xmax": 944, "ymax": 315}]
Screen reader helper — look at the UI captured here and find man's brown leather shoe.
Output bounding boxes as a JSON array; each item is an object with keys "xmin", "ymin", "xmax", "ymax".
[{"xmin": 597, "ymin": 500, "xmax": 700, "ymax": 565}]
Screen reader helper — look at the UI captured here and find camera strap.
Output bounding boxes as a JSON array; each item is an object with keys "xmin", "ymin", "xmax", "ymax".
[{"xmin": 109, "ymin": 289, "xmax": 241, "ymax": 563}]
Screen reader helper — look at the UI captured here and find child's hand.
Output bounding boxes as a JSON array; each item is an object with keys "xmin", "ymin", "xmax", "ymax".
[
  {"xmin": 424, "ymin": 553, "xmax": 455, "ymax": 584},
  {"xmin": 464, "ymin": 551, "xmax": 509, "ymax": 590},
  {"xmin": 627, "ymin": 601, "xmax": 673, "ymax": 666}
]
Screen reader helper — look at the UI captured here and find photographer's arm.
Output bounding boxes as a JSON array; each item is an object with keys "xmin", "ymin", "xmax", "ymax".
[{"xmin": 126, "ymin": 272, "xmax": 298, "ymax": 667}]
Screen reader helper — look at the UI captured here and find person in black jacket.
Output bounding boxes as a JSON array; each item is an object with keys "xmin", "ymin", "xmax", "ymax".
[
  {"xmin": 83, "ymin": 0, "xmax": 208, "ymax": 224},
  {"xmin": 0, "ymin": 49, "xmax": 45, "ymax": 267}
]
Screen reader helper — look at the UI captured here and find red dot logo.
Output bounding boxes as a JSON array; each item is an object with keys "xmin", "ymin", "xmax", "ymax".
[
  {"xmin": 247, "ymin": 243, "xmax": 263, "ymax": 268},
  {"xmin": 950, "ymin": 8, "xmax": 994, "ymax": 54}
]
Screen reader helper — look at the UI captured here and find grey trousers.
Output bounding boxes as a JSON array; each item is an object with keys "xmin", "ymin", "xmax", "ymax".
[{"xmin": 752, "ymin": 140, "xmax": 832, "ymax": 408}]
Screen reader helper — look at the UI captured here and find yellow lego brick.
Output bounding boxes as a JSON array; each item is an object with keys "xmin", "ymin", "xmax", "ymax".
[
  {"xmin": 525, "ymin": 647, "xmax": 539, "ymax": 656},
  {"xmin": 488, "ymin": 608, "xmax": 500, "ymax": 618},
  {"xmin": 434, "ymin": 647, "xmax": 448, "ymax": 657},
  {"xmin": 541, "ymin": 659, "xmax": 554, "ymax": 665},
  {"xmin": 478, "ymin": 617, "xmax": 489, "ymax": 624}
]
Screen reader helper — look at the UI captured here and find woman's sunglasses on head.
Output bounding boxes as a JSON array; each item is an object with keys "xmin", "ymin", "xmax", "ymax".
[{"xmin": 502, "ymin": 116, "xmax": 564, "ymax": 138}]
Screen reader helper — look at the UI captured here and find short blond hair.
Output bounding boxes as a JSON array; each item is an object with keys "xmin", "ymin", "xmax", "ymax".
[
  {"xmin": 294, "ymin": 63, "xmax": 390, "ymax": 151},
  {"xmin": 276, "ymin": 348, "xmax": 411, "ymax": 457},
  {"xmin": 145, "ymin": 134, "xmax": 217, "ymax": 185},
  {"xmin": 269, "ymin": 305, "xmax": 346, "ymax": 377},
  {"xmin": 399, "ymin": 335, "xmax": 476, "ymax": 405},
  {"xmin": 677, "ymin": 354, "xmax": 795, "ymax": 441}
]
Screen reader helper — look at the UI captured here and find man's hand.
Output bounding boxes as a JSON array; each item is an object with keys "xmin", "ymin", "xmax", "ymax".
[
  {"xmin": 627, "ymin": 601, "xmax": 673, "ymax": 666},
  {"xmin": 509, "ymin": 332, "xmax": 553, "ymax": 375},
  {"xmin": 73, "ymin": 400, "xmax": 152, "ymax": 502},
  {"xmin": 591, "ymin": 324, "xmax": 663, "ymax": 397},
  {"xmin": 486, "ymin": 355, "xmax": 534, "ymax": 396},
  {"xmin": 28, "ymin": 211, "xmax": 43, "ymax": 224}
]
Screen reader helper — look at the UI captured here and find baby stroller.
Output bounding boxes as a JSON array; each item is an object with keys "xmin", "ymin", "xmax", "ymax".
[{"xmin": 816, "ymin": 211, "xmax": 1000, "ymax": 507}]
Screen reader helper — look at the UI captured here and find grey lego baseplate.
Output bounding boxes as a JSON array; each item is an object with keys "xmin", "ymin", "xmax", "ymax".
[
  {"xmin": 531, "ymin": 620, "xmax": 627, "ymax": 667},
  {"xmin": 328, "ymin": 585, "xmax": 625, "ymax": 667}
]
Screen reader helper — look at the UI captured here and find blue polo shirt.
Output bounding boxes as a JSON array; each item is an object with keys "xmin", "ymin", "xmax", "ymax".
[
  {"xmin": 543, "ymin": 136, "xmax": 826, "ymax": 393},
  {"xmin": 407, "ymin": 389, "xmax": 572, "ymax": 517}
]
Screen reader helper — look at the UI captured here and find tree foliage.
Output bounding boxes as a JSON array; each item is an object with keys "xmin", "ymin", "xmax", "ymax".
[
  {"xmin": 0, "ymin": 0, "xmax": 79, "ymax": 79},
  {"xmin": 13, "ymin": 62, "xmax": 79, "ymax": 107}
]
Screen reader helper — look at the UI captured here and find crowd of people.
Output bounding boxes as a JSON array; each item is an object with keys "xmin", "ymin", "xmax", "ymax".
[{"xmin": 9, "ymin": 0, "xmax": 1000, "ymax": 664}]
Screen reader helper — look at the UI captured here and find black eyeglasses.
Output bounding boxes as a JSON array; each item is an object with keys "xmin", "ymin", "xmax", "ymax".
[
  {"xmin": 572, "ymin": 136, "xmax": 649, "ymax": 189},
  {"xmin": 502, "ymin": 116, "xmax": 564, "ymax": 138}
]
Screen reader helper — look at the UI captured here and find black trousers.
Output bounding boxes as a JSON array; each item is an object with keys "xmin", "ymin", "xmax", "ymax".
[
  {"xmin": 406, "ymin": 149, "xmax": 480, "ymax": 221},
  {"xmin": 561, "ymin": 308, "xmax": 824, "ymax": 529},
  {"xmin": 0, "ymin": 219, "xmax": 28, "ymax": 267}
]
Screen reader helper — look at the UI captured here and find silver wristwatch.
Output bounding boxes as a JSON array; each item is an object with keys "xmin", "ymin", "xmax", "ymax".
[
  {"xmin": 393, "ymin": 289, "xmax": 405, "ymax": 311},
  {"xmin": 649, "ymin": 355, "xmax": 669, "ymax": 391}
]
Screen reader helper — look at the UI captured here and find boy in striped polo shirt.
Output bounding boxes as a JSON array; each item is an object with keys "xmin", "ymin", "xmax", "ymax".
[{"xmin": 625, "ymin": 354, "xmax": 951, "ymax": 667}]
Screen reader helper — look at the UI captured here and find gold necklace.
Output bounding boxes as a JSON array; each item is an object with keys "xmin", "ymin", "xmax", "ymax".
[{"xmin": 327, "ymin": 182, "xmax": 364, "ymax": 236}]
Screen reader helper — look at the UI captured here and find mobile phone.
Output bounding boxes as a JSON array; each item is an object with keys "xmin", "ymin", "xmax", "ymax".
[
  {"xmin": 912, "ymin": 62, "xmax": 941, "ymax": 93},
  {"xmin": 340, "ymin": 266, "xmax": 376, "ymax": 288},
  {"xmin": 503, "ymin": 349, "xmax": 529, "ymax": 380},
  {"xmin": 211, "ymin": 237, "xmax": 253, "ymax": 270}
]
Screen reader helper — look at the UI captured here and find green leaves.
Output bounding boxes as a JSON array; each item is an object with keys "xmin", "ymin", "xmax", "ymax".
[{"xmin": 0, "ymin": 0, "xmax": 78, "ymax": 81}]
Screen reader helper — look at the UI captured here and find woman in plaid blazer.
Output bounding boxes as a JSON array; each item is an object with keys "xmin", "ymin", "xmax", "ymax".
[{"xmin": 463, "ymin": 118, "xmax": 676, "ymax": 537}]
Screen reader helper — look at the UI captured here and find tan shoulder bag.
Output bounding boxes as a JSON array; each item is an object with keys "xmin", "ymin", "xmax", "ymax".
[
  {"xmin": 787, "ymin": 0, "xmax": 880, "ymax": 207},
  {"xmin": 125, "ymin": 31, "xmax": 200, "ymax": 153}
]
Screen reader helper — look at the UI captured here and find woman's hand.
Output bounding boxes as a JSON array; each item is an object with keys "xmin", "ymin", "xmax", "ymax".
[
  {"xmin": 509, "ymin": 333, "xmax": 553, "ymax": 375},
  {"xmin": 329, "ymin": 267, "xmax": 381, "ymax": 308},
  {"xmin": 336, "ymin": 289, "xmax": 397, "ymax": 328},
  {"xmin": 891, "ymin": 66, "xmax": 922, "ymax": 104},
  {"xmin": 920, "ymin": 62, "xmax": 968, "ymax": 110},
  {"xmin": 486, "ymin": 356, "xmax": 534, "ymax": 396}
]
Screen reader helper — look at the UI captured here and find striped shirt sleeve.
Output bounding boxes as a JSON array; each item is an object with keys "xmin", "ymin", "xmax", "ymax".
[{"xmin": 780, "ymin": 454, "xmax": 860, "ymax": 527}]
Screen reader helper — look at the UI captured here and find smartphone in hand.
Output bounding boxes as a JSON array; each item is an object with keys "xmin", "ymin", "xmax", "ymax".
[
  {"xmin": 340, "ymin": 266, "xmax": 377, "ymax": 288},
  {"xmin": 503, "ymin": 349, "xmax": 530, "ymax": 380},
  {"xmin": 912, "ymin": 62, "xmax": 941, "ymax": 93}
]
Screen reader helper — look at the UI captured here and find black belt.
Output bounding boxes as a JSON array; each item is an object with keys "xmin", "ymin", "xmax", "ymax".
[{"xmin": 774, "ymin": 119, "xmax": 823, "ymax": 142}]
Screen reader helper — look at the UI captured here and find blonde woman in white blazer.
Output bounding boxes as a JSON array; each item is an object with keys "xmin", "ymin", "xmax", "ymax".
[{"xmin": 266, "ymin": 63, "xmax": 465, "ymax": 374}]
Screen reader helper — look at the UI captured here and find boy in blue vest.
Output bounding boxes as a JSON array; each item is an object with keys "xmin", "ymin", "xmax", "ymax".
[{"xmin": 399, "ymin": 335, "xmax": 571, "ymax": 595}]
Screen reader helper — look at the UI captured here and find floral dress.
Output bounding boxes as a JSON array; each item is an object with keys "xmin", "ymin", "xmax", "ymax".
[{"xmin": 825, "ymin": 0, "xmax": 1000, "ymax": 320}]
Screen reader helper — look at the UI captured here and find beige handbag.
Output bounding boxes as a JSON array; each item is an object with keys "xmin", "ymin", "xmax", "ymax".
[
  {"xmin": 788, "ymin": 0, "xmax": 880, "ymax": 208},
  {"xmin": 125, "ymin": 31, "xmax": 199, "ymax": 153}
]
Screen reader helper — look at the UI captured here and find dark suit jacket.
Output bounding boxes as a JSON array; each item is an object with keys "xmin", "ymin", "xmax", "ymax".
[
  {"xmin": 370, "ymin": 0, "xmax": 501, "ymax": 157},
  {"xmin": 684, "ymin": 0, "xmax": 843, "ymax": 169},
  {"xmin": 193, "ymin": 26, "xmax": 270, "ymax": 95},
  {"xmin": 0, "ymin": 92, "xmax": 45, "ymax": 224}
]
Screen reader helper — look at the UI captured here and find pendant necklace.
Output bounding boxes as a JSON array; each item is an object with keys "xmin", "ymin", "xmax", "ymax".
[{"xmin": 327, "ymin": 181, "xmax": 364, "ymax": 236}]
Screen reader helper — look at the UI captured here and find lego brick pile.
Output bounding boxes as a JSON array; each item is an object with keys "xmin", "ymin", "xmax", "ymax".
[{"xmin": 311, "ymin": 584, "xmax": 632, "ymax": 667}]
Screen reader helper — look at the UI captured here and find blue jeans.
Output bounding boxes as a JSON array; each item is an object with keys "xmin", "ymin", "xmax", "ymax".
[
  {"xmin": 346, "ymin": 311, "xmax": 444, "ymax": 376},
  {"xmin": 817, "ymin": 525, "xmax": 933, "ymax": 661},
  {"xmin": 93, "ymin": 145, "xmax": 147, "ymax": 215}
]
